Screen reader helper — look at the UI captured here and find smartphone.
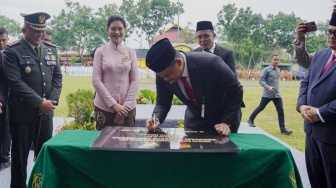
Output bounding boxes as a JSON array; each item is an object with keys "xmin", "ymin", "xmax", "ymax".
[{"xmin": 304, "ymin": 21, "xmax": 317, "ymax": 32}]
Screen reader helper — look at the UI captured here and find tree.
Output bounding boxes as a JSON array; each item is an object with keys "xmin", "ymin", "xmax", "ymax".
[
  {"xmin": 179, "ymin": 22, "xmax": 196, "ymax": 46},
  {"xmin": 134, "ymin": 0, "xmax": 184, "ymax": 47},
  {"xmin": 305, "ymin": 20, "xmax": 329, "ymax": 53},
  {"xmin": 50, "ymin": 2, "xmax": 96, "ymax": 64},
  {"xmin": 94, "ymin": 3, "xmax": 120, "ymax": 46},
  {"xmin": 217, "ymin": 4, "xmax": 307, "ymax": 69},
  {"xmin": 217, "ymin": 4, "xmax": 266, "ymax": 68},
  {"xmin": 266, "ymin": 12, "xmax": 302, "ymax": 53},
  {"xmin": 0, "ymin": 15, "xmax": 21, "ymax": 41}
]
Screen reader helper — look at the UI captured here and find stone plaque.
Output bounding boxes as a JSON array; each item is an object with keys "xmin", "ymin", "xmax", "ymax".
[{"xmin": 91, "ymin": 126, "xmax": 241, "ymax": 153}]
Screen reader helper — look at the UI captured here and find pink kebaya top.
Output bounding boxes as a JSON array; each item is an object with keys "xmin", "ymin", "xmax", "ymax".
[{"xmin": 92, "ymin": 41, "xmax": 139, "ymax": 112}]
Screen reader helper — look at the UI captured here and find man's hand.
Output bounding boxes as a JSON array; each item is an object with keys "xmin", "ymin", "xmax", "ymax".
[
  {"xmin": 296, "ymin": 22, "xmax": 307, "ymax": 36},
  {"xmin": 306, "ymin": 106, "xmax": 320, "ymax": 123},
  {"xmin": 299, "ymin": 105, "xmax": 320, "ymax": 123},
  {"xmin": 146, "ymin": 117, "xmax": 160, "ymax": 132},
  {"xmin": 268, "ymin": 86, "xmax": 275, "ymax": 93},
  {"xmin": 214, "ymin": 123, "xmax": 231, "ymax": 136},
  {"xmin": 39, "ymin": 98, "xmax": 57, "ymax": 115}
]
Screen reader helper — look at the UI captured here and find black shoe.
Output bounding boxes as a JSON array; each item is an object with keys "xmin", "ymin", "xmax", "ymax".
[
  {"xmin": 0, "ymin": 162, "xmax": 11, "ymax": 171},
  {"xmin": 247, "ymin": 119, "xmax": 256, "ymax": 127},
  {"xmin": 281, "ymin": 128, "xmax": 293, "ymax": 135}
]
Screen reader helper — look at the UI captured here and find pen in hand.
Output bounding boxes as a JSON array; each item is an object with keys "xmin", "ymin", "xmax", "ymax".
[{"xmin": 153, "ymin": 115, "xmax": 156, "ymax": 133}]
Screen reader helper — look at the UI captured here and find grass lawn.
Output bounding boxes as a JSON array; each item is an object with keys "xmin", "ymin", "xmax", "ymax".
[{"xmin": 56, "ymin": 76, "xmax": 305, "ymax": 152}]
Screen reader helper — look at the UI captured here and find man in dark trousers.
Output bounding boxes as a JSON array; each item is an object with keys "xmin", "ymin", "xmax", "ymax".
[
  {"xmin": 193, "ymin": 21, "xmax": 245, "ymax": 124},
  {"xmin": 2, "ymin": 12, "xmax": 62, "ymax": 188},
  {"xmin": 0, "ymin": 27, "xmax": 10, "ymax": 171},
  {"xmin": 247, "ymin": 55, "xmax": 292, "ymax": 135},
  {"xmin": 145, "ymin": 38, "xmax": 243, "ymax": 135},
  {"xmin": 297, "ymin": 12, "xmax": 336, "ymax": 187}
]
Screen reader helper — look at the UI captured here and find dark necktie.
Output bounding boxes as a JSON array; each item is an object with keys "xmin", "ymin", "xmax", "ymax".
[
  {"xmin": 34, "ymin": 46, "xmax": 40, "ymax": 59},
  {"xmin": 204, "ymin": 50, "xmax": 212, "ymax": 53},
  {"xmin": 322, "ymin": 53, "xmax": 335, "ymax": 75},
  {"xmin": 180, "ymin": 76, "xmax": 197, "ymax": 106}
]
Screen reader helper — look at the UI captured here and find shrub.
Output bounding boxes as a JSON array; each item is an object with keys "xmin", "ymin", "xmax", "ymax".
[
  {"xmin": 177, "ymin": 119, "xmax": 184, "ymax": 128},
  {"xmin": 140, "ymin": 89, "xmax": 157, "ymax": 104},
  {"xmin": 137, "ymin": 89, "xmax": 185, "ymax": 105},
  {"xmin": 56, "ymin": 89, "xmax": 96, "ymax": 133},
  {"xmin": 172, "ymin": 95, "xmax": 184, "ymax": 105}
]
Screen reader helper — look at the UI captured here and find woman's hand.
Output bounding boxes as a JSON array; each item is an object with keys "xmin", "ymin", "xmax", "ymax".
[{"xmin": 112, "ymin": 103, "xmax": 129, "ymax": 117}]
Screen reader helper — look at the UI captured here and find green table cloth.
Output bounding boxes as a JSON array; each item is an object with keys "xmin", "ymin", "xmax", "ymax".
[{"xmin": 28, "ymin": 130, "xmax": 303, "ymax": 188}]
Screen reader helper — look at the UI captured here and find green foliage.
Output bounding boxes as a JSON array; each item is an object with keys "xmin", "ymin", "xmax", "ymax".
[
  {"xmin": 70, "ymin": 55, "xmax": 78, "ymax": 65},
  {"xmin": 66, "ymin": 89, "xmax": 95, "ymax": 126},
  {"xmin": 305, "ymin": 21, "xmax": 329, "ymax": 53},
  {"xmin": 137, "ymin": 89, "xmax": 184, "ymax": 105},
  {"xmin": 177, "ymin": 119, "xmax": 184, "ymax": 128},
  {"xmin": 179, "ymin": 22, "xmax": 195, "ymax": 46},
  {"xmin": 217, "ymin": 3, "xmax": 302, "ymax": 69},
  {"xmin": 136, "ymin": 93, "xmax": 148, "ymax": 104},
  {"xmin": 63, "ymin": 120, "xmax": 95, "ymax": 131},
  {"xmin": 140, "ymin": 89, "xmax": 157, "ymax": 104},
  {"xmin": 172, "ymin": 95, "xmax": 184, "ymax": 105},
  {"xmin": 134, "ymin": 0, "xmax": 184, "ymax": 47},
  {"xmin": 50, "ymin": 2, "xmax": 98, "ymax": 63},
  {"xmin": 0, "ymin": 14, "xmax": 21, "ymax": 40}
]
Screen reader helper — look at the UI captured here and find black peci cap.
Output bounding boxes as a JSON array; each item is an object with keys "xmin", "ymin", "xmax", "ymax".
[
  {"xmin": 146, "ymin": 38, "xmax": 176, "ymax": 73},
  {"xmin": 330, "ymin": 12, "xmax": 336, "ymax": 26},
  {"xmin": 196, "ymin": 21, "xmax": 214, "ymax": 32},
  {"xmin": 20, "ymin": 12, "xmax": 51, "ymax": 31}
]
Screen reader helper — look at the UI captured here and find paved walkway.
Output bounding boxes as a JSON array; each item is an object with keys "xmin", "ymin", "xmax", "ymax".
[{"xmin": 0, "ymin": 105, "xmax": 310, "ymax": 188}]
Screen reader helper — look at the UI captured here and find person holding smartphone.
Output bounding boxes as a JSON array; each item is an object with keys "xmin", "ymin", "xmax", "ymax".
[{"xmin": 292, "ymin": 4, "xmax": 336, "ymax": 69}]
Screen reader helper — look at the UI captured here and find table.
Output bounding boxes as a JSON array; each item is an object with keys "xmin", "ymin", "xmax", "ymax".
[{"xmin": 28, "ymin": 130, "xmax": 303, "ymax": 188}]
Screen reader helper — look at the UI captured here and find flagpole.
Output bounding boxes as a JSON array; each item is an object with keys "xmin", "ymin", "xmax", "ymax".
[{"xmin": 177, "ymin": 0, "xmax": 180, "ymax": 47}]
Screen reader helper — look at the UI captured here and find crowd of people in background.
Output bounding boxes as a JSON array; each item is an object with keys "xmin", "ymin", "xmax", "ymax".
[
  {"xmin": 236, "ymin": 69, "xmax": 306, "ymax": 81},
  {"xmin": 60, "ymin": 65, "xmax": 307, "ymax": 82},
  {"xmin": 1, "ymin": 3, "xmax": 336, "ymax": 187}
]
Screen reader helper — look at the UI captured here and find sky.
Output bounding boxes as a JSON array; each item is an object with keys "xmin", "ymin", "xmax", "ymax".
[{"xmin": 0, "ymin": 0, "xmax": 335, "ymax": 48}]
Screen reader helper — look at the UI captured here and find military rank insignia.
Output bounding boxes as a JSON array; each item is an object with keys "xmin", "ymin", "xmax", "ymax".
[{"xmin": 44, "ymin": 48, "xmax": 56, "ymax": 66}]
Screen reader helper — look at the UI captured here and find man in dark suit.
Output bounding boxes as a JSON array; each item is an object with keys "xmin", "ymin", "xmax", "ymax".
[
  {"xmin": 192, "ymin": 21, "xmax": 235, "ymax": 73},
  {"xmin": 0, "ymin": 27, "xmax": 10, "ymax": 171},
  {"xmin": 2, "ymin": 12, "xmax": 62, "ymax": 188},
  {"xmin": 297, "ymin": 12, "xmax": 336, "ymax": 187},
  {"xmin": 145, "ymin": 38, "xmax": 243, "ymax": 135},
  {"xmin": 193, "ymin": 21, "xmax": 245, "ymax": 124}
]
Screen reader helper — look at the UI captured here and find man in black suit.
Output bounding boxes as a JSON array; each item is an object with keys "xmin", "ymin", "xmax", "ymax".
[
  {"xmin": 0, "ymin": 27, "xmax": 10, "ymax": 171},
  {"xmin": 193, "ymin": 21, "xmax": 245, "ymax": 124},
  {"xmin": 297, "ymin": 12, "xmax": 336, "ymax": 187},
  {"xmin": 145, "ymin": 38, "xmax": 243, "ymax": 135},
  {"xmin": 193, "ymin": 21, "xmax": 236, "ymax": 73},
  {"xmin": 2, "ymin": 12, "xmax": 62, "ymax": 188}
]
